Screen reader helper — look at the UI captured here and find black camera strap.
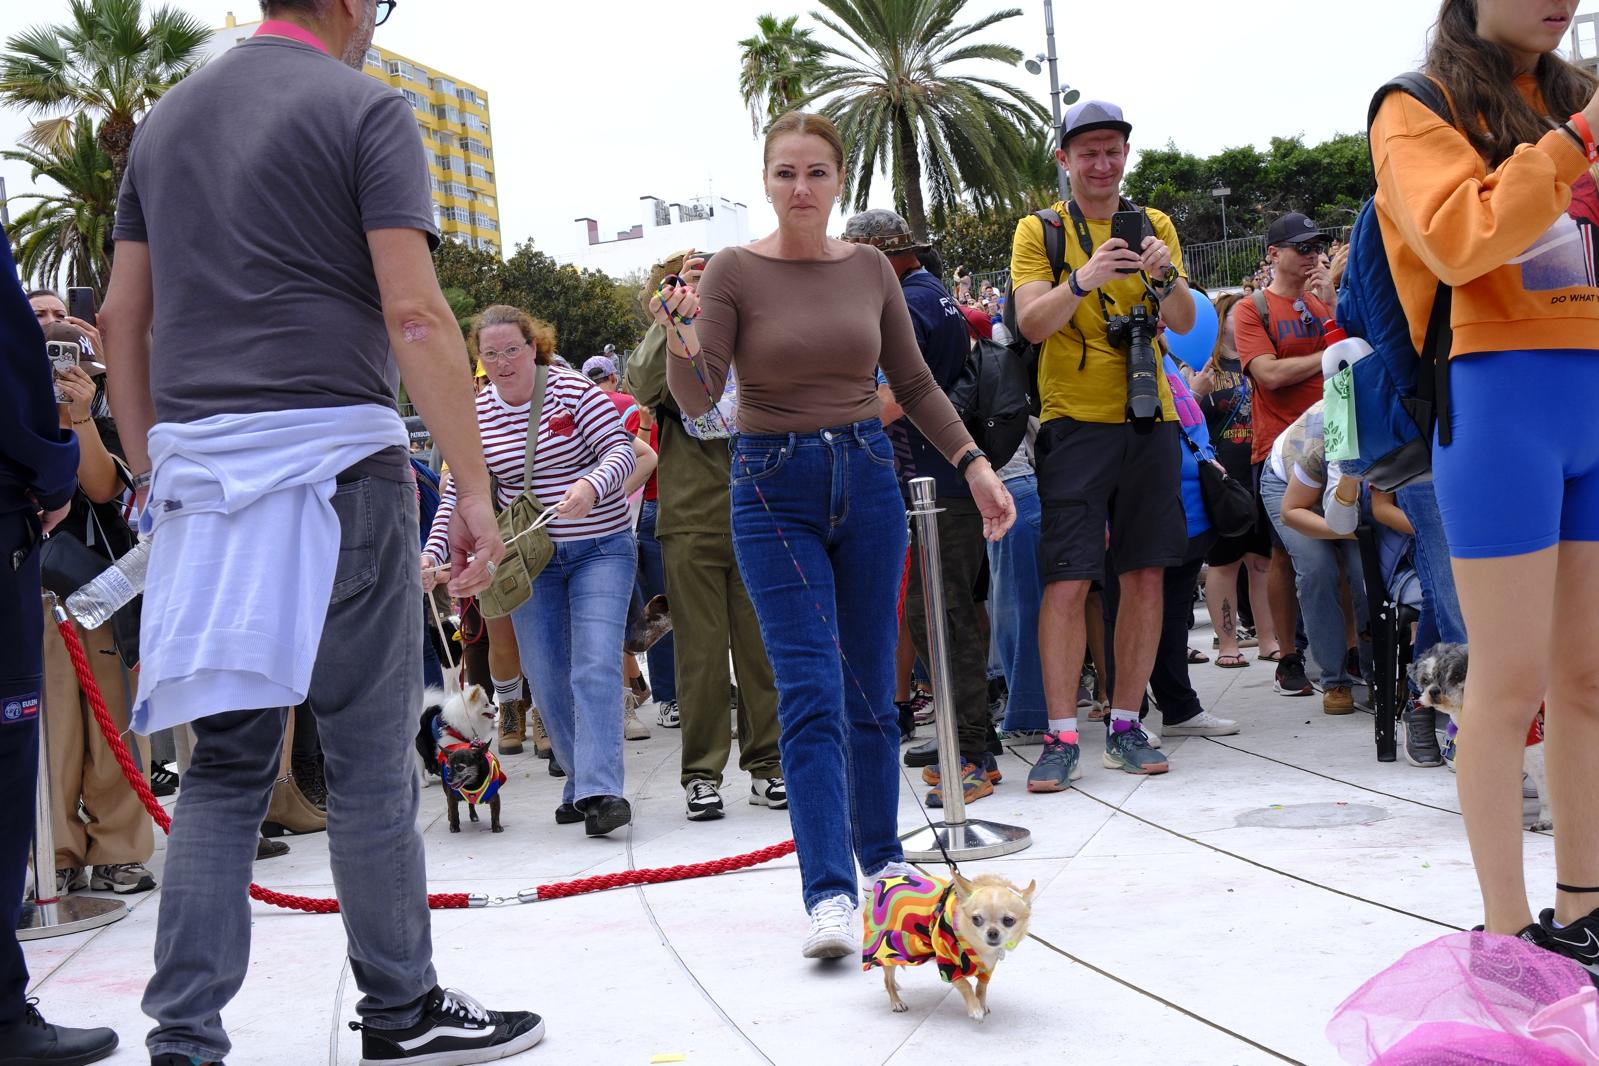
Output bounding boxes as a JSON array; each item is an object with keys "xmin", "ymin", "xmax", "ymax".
[{"xmin": 1064, "ymin": 198, "xmax": 1163, "ymax": 372}]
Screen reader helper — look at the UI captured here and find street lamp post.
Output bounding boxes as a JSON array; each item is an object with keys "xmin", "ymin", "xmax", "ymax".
[
  {"xmin": 1025, "ymin": 0, "xmax": 1077, "ymax": 203},
  {"xmin": 1211, "ymin": 186, "xmax": 1232, "ymax": 245}
]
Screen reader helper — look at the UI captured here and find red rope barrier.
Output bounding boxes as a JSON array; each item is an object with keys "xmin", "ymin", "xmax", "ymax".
[{"xmin": 54, "ymin": 612, "xmax": 795, "ymax": 913}]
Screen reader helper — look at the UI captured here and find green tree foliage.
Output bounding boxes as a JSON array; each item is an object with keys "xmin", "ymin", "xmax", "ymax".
[
  {"xmin": 0, "ymin": 0, "xmax": 211, "ymax": 191},
  {"xmin": 928, "ymin": 205, "xmax": 1018, "ymax": 278},
  {"xmin": 738, "ymin": 13, "xmax": 825, "ymax": 136},
  {"xmin": 1123, "ymin": 133, "xmax": 1372, "ymax": 246},
  {"xmin": 3, "ymin": 114, "xmax": 115, "ymax": 291},
  {"xmin": 742, "ymin": 0, "xmax": 1046, "ymax": 242},
  {"xmin": 433, "ymin": 239, "xmax": 645, "ymax": 362}
]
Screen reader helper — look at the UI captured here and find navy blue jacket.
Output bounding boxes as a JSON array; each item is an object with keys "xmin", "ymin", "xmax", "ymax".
[
  {"xmin": 0, "ymin": 234, "xmax": 78, "ymax": 511},
  {"xmin": 892, "ymin": 268, "xmax": 971, "ymax": 498}
]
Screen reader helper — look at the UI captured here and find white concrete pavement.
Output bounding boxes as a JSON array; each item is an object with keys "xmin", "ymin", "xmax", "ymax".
[{"xmin": 24, "ymin": 612, "xmax": 1551, "ymax": 1066}]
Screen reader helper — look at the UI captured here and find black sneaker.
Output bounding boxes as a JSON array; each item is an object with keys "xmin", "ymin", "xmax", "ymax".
[
  {"xmin": 350, "ymin": 986, "xmax": 543, "ymax": 1064},
  {"xmin": 0, "ymin": 1000, "xmax": 117, "ymax": 1065},
  {"xmin": 895, "ymin": 700, "xmax": 917, "ymax": 743},
  {"xmin": 1274, "ymin": 653, "xmax": 1314, "ymax": 697},
  {"xmin": 1539, "ymin": 906, "xmax": 1599, "ymax": 982},
  {"xmin": 149, "ymin": 762, "xmax": 179, "ymax": 799},
  {"xmin": 584, "ymin": 796, "xmax": 631, "ymax": 837},
  {"xmin": 903, "ymin": 738, "xmax": 939, "ymax": 768},
  {"xmin": 1403, "ymin": 702, "xmax": 1443, "ymax": 768}
]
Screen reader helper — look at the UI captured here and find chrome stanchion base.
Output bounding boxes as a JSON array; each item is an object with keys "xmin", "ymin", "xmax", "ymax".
[
  {"xmin": 899, "ymin": 819, "xmax": 1032, "ymax": 863},
  {"xmin": 17, "ymin": 894, "xmax": 127, "ymax": 941}
]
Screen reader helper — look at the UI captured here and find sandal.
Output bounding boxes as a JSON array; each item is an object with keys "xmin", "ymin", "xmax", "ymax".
[
  {"xmin": 1187, "ymin": 647, "xmax": 1210, "ymax": 664},
  {"xmin": 1257, "ymin": 649, "xmax": 1284, "ymax": 663},
  {"xmin": 1215, "ymin": 653, "xmax": 1250, "ymax": 669}
]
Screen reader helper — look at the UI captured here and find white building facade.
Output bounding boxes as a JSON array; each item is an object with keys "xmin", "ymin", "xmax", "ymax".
[{"xmin": 556, "ymin": 195, "xmax": 751, "ymax": 277}]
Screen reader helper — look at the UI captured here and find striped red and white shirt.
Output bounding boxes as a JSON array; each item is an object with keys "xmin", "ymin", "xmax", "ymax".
[{"xmin": 423, "ymin": 369, "xmax": 636, "ymax": 561}]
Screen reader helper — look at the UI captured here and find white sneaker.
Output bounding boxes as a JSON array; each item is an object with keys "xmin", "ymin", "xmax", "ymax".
[
  {"xmin": 862, "ymin": 860, "xmax": 918, "ymax": 889},
  {"xmin": 1142, "ymin": 720, "xmax": 1162, "ymax": 748},
  {"xmin": 623, "ymin": 703, "xmax": 651, "ymax": 741},
  {"xmin": 750, "ymin": 776, "xmax": 787, "ymax": 809},
  {"xmin": 656, "ymin": 699, "xmax": 681, "ymax": 728},
  {"xmin": 802, "ymin": 894, "xmax": 858, "ymax": 959},
  {"xmin": 1164, "ymin": 710, "xmax": 1240, "ymax": 738}
]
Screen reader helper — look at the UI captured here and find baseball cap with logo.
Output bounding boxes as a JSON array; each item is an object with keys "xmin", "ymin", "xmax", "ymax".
[
  {"xmin": 1266, "ymin": 212, "xmax": 1330, "ymax": 248},
  {"xmin": 582, "ymin": 355, "xmax": 617, "ymax": 381},
  {"xmin": 1060, "ymin": 99, "xmax": 1133, "ymax": 148}
]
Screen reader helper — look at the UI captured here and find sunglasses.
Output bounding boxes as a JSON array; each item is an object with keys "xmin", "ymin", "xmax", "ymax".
[
  {"xmin": 376, "ymin": 0, "xmax": 397, "ymax": 26},
  {"xmin": 1293, "ymin": 298, "xmax": 1321, "ymax": 330},
  {"xmin": 1288, "ymin": 241, "xmax": 1327, "ymax": 257}
]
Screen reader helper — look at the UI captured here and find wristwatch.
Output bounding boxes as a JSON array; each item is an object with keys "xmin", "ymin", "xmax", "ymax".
[{"xmin": 957, "ymin": 447, "xmax": 987, "ymax": 476}]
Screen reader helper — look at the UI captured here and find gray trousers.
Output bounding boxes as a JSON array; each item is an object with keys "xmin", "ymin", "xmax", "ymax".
[{"xmin": 143, "ymin": 475, "xmax": 434, "ymax": 1060}]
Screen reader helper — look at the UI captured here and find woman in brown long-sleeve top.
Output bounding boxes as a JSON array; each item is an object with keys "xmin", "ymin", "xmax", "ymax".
[{"xmin": 657, "ymin": 112, "xmax": 1014, "ymax": 961}]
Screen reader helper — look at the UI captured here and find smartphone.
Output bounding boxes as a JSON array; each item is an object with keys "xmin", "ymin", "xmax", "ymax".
[
  {"xmin": 1110, "ymin": 211, "xmax": 1149, "ymax": 274},
  {"xmin": 47, "ymin": 340, "xmax": 81, "ymax": 403},
  {"xmin": 67, "ymin": 287, "xmax": 96, "ymax": 326}
]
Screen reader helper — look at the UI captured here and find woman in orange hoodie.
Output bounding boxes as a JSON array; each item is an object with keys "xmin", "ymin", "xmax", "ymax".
[{"xmin": 1373, "ymin": 0, "xmax": 1599, "ymax": 958}]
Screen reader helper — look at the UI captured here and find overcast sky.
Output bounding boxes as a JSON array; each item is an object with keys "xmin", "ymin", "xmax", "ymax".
[{"xmin": 4, "ymin": 0, "xmax": 1599, "ymax": 267}]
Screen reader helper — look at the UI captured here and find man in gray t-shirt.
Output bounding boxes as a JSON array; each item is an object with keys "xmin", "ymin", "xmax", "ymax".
[{"xmin": 99, "ymin": 2, "xmax": 540, "ymax": 1063}]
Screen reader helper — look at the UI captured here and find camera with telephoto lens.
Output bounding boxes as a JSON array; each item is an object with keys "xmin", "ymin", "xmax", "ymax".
[{"xmin": 1106, "ymin": 304, "xmax": 1161, "ymax": 432}]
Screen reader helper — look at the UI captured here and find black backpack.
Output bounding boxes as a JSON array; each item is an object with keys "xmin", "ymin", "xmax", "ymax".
[{"xmin": 948, "ymin": 209, "xmax": 1066, "ymax": 467}]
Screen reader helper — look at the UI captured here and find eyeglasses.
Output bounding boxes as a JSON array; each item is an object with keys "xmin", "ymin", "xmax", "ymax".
[
  {"xmin": 376, "ymin": 0, "xmax": 397, "ymax": 26},
  {"xmin": 479, "ymin": 343, "xmax": 528, "ymax": 364},
  {"xmin": 1288, "ymin": 241, "xmax": 1327, "ymax": 257}
]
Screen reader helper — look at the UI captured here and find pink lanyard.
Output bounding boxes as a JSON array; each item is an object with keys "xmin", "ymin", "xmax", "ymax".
[{"xmin": 253, "ymin": 19, "xmax": 331, "ymax": 55}]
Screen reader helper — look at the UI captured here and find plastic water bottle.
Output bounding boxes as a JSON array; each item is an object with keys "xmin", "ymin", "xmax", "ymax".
[
  {"xmin": 1321, "ymin": 320, "xmax": 1373, "ymax": 379},
  {"xmin": 65, "ymin": 539, "xmax": 152, "ymax": 628}
]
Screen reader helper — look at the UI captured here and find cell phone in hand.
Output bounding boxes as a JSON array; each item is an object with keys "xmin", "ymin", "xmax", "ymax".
[
  {"xmin": 47, "ymin": 340, "xmax": 81, "ymax": 403},
  {"xmin": 1110, "ymin": 211, "xmax": 1149, "ymax": 274},
  {"xmin": 67, "ymin": 287, "xmax": 96, "ymax": 326}
]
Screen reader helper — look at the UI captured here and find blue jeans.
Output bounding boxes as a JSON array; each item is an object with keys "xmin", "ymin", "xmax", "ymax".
[
  {"xmin": 730, "ymin": 421, "xmax": 907, "ymax": 911},
  {"xmin": 1259, "ymin": 470, "xmax": 1367, "ymax": 688},
  {"xmin": 635, "ymin": 500, "xmax": 676, "ymax": 703},
  {"xmin": 144, "ymin": 477, "xmax": 434, "ymax": 1061},
  {"xmin": 987, "ymin": 473, "xmax": 1046, "ymax": 732},
  {"xmin": 1396, "ymin": 479, "xmax": 1466, "ymax": 652},
  {"xmin": 510, "ymin": 531, "xmax": 636, "ymax": 808}
]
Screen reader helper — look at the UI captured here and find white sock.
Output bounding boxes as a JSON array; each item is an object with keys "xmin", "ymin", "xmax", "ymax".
[
  {"xmin": 1048, "ymin": 717, "xmax": 1078, "ymax": 735},
  {"xmin": 491, "ymin": 676, "xmax": 522, "ymax": 705},
  {"xmin": 1110, "ymin": 707, "xmax": 1138, "ymax": 723}
]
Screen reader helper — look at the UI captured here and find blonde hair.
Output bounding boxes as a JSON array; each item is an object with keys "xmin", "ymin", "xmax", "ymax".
[
  {"xmin": 470, "ymin": 305, "xmax": 556, "ymax": 365},
  {"xmin": 763, "ymin": 111, "xmax": 844, "ymax": 171}
]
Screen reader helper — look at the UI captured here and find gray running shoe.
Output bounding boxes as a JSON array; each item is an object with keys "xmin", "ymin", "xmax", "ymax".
[
  {"xmin": 90, "ymin": 863, "xmax": 156, "ymax": 894},
  {"xmin": 1404, "ymin": 702, "xmax": 1443, "ymax": 768},
  {"xmin": 1026, "ymin": 733, "xmax": 1082, "ymax": 793},
  {"xmin": 1103, "ymin": 721, "xmax": 1170, "ymax": 775}
]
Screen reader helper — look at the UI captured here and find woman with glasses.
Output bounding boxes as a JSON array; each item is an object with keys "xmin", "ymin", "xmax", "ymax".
[
  {"xmin": 421, "ymin": 306, "xmax": 652, "ymax": 837},
  {"xmin": 1371, "ymin": 0, "xmax": 1599, "ymax": 957}
]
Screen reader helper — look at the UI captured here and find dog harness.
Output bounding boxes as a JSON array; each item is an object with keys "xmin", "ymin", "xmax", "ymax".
[
  {"xmin": 431, "ymin": 720, "xmax": 506, "ymax": 805},
  {"xmin": 862, "ymin": 872, "xmax": 982, "ymax": 982}
]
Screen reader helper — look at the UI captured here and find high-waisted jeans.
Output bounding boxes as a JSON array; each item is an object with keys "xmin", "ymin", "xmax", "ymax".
[{"xmin": 730, "ymin": 420, "xmax": 907, "ymax": 911}]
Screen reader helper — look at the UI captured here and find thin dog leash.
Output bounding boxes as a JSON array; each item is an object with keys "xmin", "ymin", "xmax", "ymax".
[{"xmin": 657, "ymin": 278, "xmax": 959, "ymax": 873}]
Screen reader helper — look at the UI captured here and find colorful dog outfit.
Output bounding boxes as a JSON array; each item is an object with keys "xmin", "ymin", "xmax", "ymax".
[
  {"xmin": 431, "ymin": 719, "xmax": 506, "ymax": 805},
  {"xmin": 862, "ymin": 872, "xmax": 982, "ymax": 982}
]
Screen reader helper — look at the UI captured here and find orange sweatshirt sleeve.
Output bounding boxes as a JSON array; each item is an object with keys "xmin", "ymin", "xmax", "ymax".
[{"xmin": 1371, "ymin": 93, "xmax": 1591, "ymax": 287}]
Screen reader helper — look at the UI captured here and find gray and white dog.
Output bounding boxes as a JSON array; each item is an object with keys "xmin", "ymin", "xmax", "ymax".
[{"xmin": 1410, "ymin": 643, "xmax": 1550, "ymax": 831}]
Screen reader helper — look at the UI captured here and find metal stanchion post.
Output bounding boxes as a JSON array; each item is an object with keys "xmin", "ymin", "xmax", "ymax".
[
  {"xmin": 18, "ymin": 596, "xmax": 127, "ymax": 940},
  {"xmin": 899, "ymin": 478, "xmax": 1031, "ymax": 862}
]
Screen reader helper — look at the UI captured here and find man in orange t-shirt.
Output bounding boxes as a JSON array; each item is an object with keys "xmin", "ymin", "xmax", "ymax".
[{"xmin": 1236, "ymin": 212, "xmax": 1337, "ymax": 701}]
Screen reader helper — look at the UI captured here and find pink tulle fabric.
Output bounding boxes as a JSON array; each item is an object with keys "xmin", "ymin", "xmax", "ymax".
[{"xmin": 1327, "ymin": 932, "xmax": 1599, "ymax": 1065}]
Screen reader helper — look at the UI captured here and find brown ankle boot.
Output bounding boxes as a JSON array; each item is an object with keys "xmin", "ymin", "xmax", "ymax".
[
  {"xmin": 527, "ymin": 704, "xmax": 551, "ymax": 758},
  {"xmin": 498, "ymin": 698, "xmax": 526, "ymax": 755},
  {"xmin": 262, "ymin": 776, "xmax": 327, "ymax": 837}
]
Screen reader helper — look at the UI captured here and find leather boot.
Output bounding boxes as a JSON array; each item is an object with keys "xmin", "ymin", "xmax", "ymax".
[
  {"xmin": 262, "ymin": 775, "xmax": 327, "ymax": 837},
  {"xmin": 498, "ymin": 698, "xmax": 526, "ymax": 756},
  {"xmin": 291, "ymin": 752, "xmax": 327, "ymax": 811},
  {"xmin": 528, "ymin": 705, "xmax": 552, "ymax": 759}
]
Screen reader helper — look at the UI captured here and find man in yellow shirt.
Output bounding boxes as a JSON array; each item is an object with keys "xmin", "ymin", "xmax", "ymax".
[{"xmin": 1009, "ymin": 100, "xmax": 1196, "ymax": 788}]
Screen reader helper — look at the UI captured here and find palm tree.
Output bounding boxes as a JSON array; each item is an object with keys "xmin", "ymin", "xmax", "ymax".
[
  {"xmin": 798, "ymin": 0, "xmax": 1048, "ymax": 241},
  {"xmin": 0, "ymin": 0, "xmax": 211, "ymax": 190},
  {"xmin": 2, "ymin": 114, "xmax": 115, "ymax": 291},
  {"xmin": 738, "ymin": 14, "xmax": 825, "ymax": 136}
]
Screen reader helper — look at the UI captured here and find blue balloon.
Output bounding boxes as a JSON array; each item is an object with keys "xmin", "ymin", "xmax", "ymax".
[{"xmin": 1167, "ymin": 288, "xmax": 1219, "ymax": 372}]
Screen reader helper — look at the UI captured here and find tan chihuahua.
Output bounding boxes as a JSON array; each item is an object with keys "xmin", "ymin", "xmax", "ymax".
[{"xmin": 862, "ymin": 869, "xmax": 1036, "ymax": 1022}]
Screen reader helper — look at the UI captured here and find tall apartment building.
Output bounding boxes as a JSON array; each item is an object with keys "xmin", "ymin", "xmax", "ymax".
[{"xmin": 212, "ymin": 14, "xmax": 501, "ymax": 255}]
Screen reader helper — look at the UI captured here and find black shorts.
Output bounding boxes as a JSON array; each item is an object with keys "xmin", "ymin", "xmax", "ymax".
[
  {"xmin": 1036, "ymin": 417, "xmax": 1187, "ymax": 583},
  {"xmin": 1252, "ymin": 460, "xmax": 1287, "ymax": 552}
]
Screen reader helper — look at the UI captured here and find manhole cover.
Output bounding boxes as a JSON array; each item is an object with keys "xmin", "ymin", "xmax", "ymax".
[{"xmin": 1235, "ymin": 802, "xmax": 1390, "ymax": 829}]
